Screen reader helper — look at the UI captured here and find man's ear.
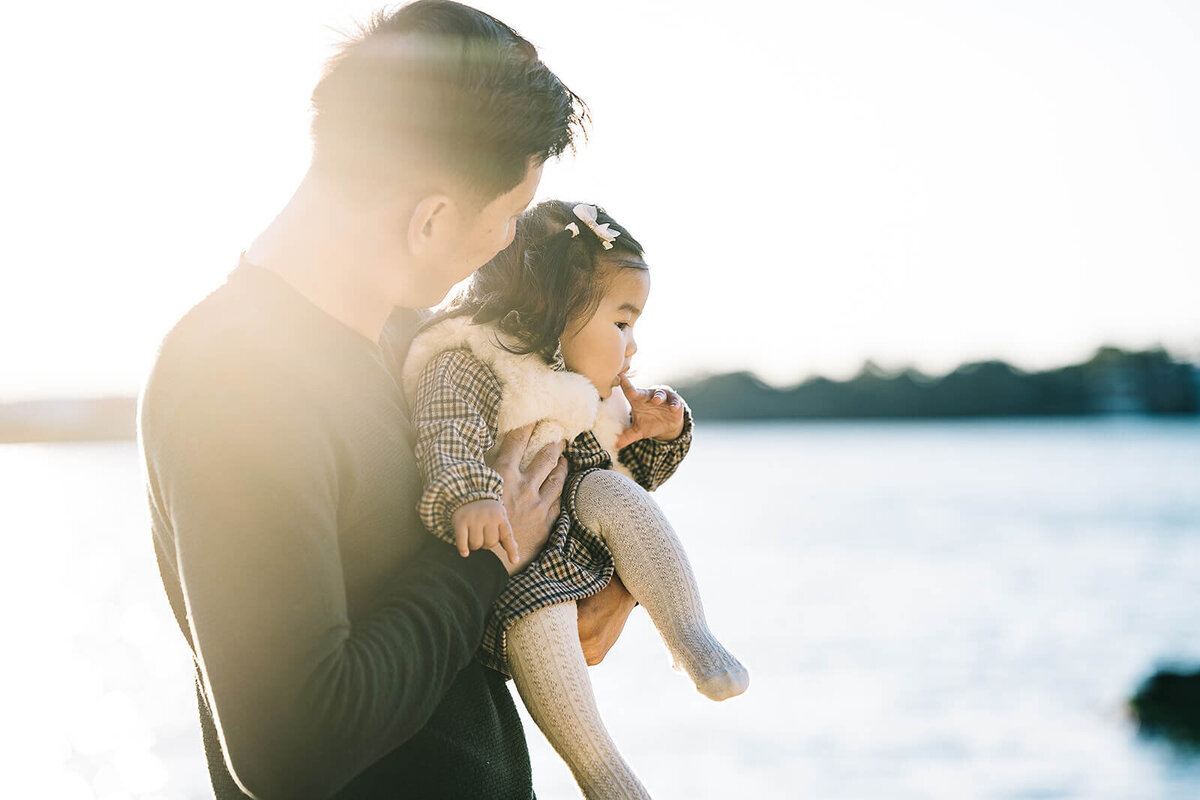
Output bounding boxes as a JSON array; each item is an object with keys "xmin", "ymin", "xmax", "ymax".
[{"xmin": 407, "ymin": 194, "xmax": 455, "ymax": 260}]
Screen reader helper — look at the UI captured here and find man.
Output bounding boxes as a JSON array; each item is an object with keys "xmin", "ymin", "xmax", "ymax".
[{"xmin": 139, "ymin": 3, "xmax": 636, "ymax": 797}]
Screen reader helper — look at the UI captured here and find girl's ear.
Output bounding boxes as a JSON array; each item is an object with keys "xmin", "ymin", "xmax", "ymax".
[{"xmin": 408, "ymin": 194, "xmax": 455, "ymax": 259}]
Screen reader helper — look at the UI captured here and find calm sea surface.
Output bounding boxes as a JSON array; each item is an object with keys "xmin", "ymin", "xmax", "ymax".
[{"xmin": 4, "ymin": 418, "xmax": 1199, "ymax": 799}]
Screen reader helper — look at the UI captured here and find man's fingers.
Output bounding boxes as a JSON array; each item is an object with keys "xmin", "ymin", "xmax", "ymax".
[
  {"xmin": 468, "ymin": 526, "xmax": 484, "ymax": 552},
  {"xmin": 539, "ymin": 456, "xmax": 568, "ymax": 503},
  {"xmin": 525, "ymin": 438, "xmax": 566, "ymax": 487},
  {"xmin": 490, "ymin": 423, "xmax": 535, "ymax": 469},
  {"xmin": 455, "ymin": 525, "xmax": 470, "ymax": 558},
  {"xmin": 577, "ymin": 575, "xmax": 637, "ymax": 666}
]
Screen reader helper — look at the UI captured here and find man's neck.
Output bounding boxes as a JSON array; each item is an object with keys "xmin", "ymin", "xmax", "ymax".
[{"xmin": 244, "ymin": 170, "xmax": 401, "ymax": 344}]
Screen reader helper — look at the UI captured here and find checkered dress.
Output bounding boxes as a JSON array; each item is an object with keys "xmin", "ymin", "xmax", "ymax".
[{"xmin": 412, "ymin": 347, "xmax": 693, "ymax": 675}]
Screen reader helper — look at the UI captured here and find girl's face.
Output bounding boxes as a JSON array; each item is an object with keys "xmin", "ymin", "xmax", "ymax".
[{"xmin": 560, "ymin": 262, "xmax": 651, "ymax": 400}]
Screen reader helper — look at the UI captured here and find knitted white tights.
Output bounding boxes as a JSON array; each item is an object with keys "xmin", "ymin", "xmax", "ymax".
[
  {"xmin": 574, "ymin": 468, "xmax": 748, "ymax": 701},
  {"xmin": 507, "ymin": 601, "xmax": 651, "ymax": 800},
  {"xmin": 505, "ymin": 469, "xmax": 747, "ymax": 800}
]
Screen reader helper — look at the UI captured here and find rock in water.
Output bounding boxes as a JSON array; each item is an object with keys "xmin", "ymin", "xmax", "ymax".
[{"xmin": 1130, "ymin": 667, "xmax": 1200, "ymax": 747}]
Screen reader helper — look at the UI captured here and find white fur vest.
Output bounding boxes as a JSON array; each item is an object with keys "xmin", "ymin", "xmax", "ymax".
[{"xmin": 401, "ymin": 315, "xmax": 634, "ymax": 477}]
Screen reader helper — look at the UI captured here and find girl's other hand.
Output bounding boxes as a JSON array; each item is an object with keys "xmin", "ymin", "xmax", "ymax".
[{"xmin": 615, "ymin": 374, "xmax": 685, "ymax": 449}]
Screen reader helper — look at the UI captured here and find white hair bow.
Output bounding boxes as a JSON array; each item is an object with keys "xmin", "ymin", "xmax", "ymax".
[{"xmin": 570, "ymin": 203, "xmax": 621, "ymax": 250}]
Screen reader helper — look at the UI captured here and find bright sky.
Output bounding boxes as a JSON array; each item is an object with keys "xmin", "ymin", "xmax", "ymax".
[{"xmin": 2, "ymin": 0, "xmax": 1198, "ymax": 401}]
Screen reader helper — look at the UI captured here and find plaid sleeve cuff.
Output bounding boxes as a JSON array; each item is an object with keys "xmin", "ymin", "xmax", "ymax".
[
  {"xmin": 418, "ymin": 460, "xmax": 504, "ymax": 544},
  {"xmin": 618, "ymin": 399, "xmax": 693, "ymax": 490}
]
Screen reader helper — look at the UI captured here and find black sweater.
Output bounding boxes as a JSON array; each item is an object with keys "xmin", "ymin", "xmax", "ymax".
[{"xmin": 139, "ymin": 263, "xmax": 532, "ymax": 799}]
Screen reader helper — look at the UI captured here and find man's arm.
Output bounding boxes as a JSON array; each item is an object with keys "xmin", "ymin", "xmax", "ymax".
[{"xmin": 154, "ymin": 367, "xmax": 508, "ymax": 800}]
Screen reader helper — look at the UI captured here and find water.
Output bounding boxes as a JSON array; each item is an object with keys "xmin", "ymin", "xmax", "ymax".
[{"xmin": 3, "ymin": 419, "xmax": 1199, "ymax": 799}]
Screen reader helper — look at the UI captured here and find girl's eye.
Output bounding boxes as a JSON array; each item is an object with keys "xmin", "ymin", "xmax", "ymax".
[{"xmin": 616, "ymin": 322, "xmax": 629, "ymax": 330}]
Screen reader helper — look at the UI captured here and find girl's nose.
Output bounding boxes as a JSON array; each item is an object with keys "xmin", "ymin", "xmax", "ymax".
[{"xmin": 626, "ymin": 335, "xmax": 637, "ymax": 357}]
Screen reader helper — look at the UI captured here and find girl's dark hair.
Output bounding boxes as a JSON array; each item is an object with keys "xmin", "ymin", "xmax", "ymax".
[{"xmin": 443, "ymin": 200, "xmax": 646, "ymax": 362}]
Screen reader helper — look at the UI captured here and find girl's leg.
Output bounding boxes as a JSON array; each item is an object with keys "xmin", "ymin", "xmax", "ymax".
[
  {"xmin": 506, "ymin": 601, "xmax": 652, "ymax": 800},
  {"xmin": 574, "ymin": 469, "xmax": 749, "ymax": 701}
]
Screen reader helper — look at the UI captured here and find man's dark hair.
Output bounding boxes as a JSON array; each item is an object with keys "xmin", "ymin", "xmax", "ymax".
[
  {"xmin": 311, "ymin": 1, "xmax": 587, "ymax": 201},
  {"xmin": 438, "ymin": 200, "xmax": 646, "ymax": 363}
]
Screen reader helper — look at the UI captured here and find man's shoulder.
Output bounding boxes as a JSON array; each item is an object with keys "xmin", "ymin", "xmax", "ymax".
[
  {"xmin": 140, "ymin": 275, "xmax": 305, "ymax": 433},
  {"xmin": 149, "ymin": 288, "xmax": 252, "ymax": 377}
]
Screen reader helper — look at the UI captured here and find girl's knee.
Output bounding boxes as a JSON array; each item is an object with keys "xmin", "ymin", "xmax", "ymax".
[{"xmin": 576, "ymin": 469, "xmax": 645, "ymax": 514}]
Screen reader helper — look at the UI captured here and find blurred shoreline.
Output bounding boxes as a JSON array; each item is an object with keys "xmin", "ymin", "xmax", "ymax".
[
  {"xmin": 676, "ymin": 346, "xmax": 1200, "ymax": 422},
  {"xmin": 0, "ymin": 396, "xmax": 136, "ymax": 443},
  {"xmin": 3, "ymin": 346, "xmax": 1197, "ymax": 443}
]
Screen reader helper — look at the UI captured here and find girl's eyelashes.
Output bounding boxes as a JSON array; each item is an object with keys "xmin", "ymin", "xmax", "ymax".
[{"xmin": 616, "ymin": 321, "xmax": 630, "ymax": 330}]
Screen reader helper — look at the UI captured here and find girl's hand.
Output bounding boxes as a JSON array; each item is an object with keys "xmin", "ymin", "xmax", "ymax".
[
  {"xmin": 450, "ymin": 498, "xmax": 518, "ymax": 564},
  {"xmin": 615, "ymin": 374, "xmax": 686, "ymax": 449}
]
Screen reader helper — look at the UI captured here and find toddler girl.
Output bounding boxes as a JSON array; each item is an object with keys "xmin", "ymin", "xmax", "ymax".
[{"xmin": 402, "ymin": 200, "xmax": 748, "ymax": 799}]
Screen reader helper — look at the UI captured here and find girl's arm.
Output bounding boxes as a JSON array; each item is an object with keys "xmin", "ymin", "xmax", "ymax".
[
  {"xmin": 614, "ymin": 376, "xmax": 694, "ymax": 490},
  {"xmin": 413, "ymin": 349, "xmax": 506, "ymax": 544},
  {"xmin": 617, "ymin": 404, "xmax": 693, "ymax": 490}
]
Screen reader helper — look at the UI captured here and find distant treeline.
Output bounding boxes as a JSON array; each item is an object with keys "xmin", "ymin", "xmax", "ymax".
[
  {"xmin": 673, "ymin": 347, "xmax": 1200, "ymax": 421},
  {"xmin": 1, "ymin": 347, "xmax": 1197, "ymax": 443},
  {"xmin": 0, "ymin": 397, "xmax": 136, "ymax": 443}
]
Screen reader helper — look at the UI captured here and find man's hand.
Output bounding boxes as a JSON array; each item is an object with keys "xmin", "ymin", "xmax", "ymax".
[
  {"xmin": 450, "ymin": 498, "xmax": 517, "ymax": 563},
  {"xmin": 486, "ymin": 424, "xmax": 568, "ymax": 575},
  {"xmin": 577, "ymin": 575, "xmax": 638, "ymax": 666},
  {"xmin": 614, "ymin": 375, "xmax": 686, "ymax": 449}
]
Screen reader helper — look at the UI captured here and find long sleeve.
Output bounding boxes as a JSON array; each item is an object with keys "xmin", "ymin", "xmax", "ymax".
[
  {"xmin": 146, "ymin": 359, "xmax": 508, "ymax": 800},
  {"xmin": 617, "ymin": 400, "xmax": 694, "ymax": 491},
  {"xmin": 412, "ymin": 349, "xmax": 506, "ymax": 543}
]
